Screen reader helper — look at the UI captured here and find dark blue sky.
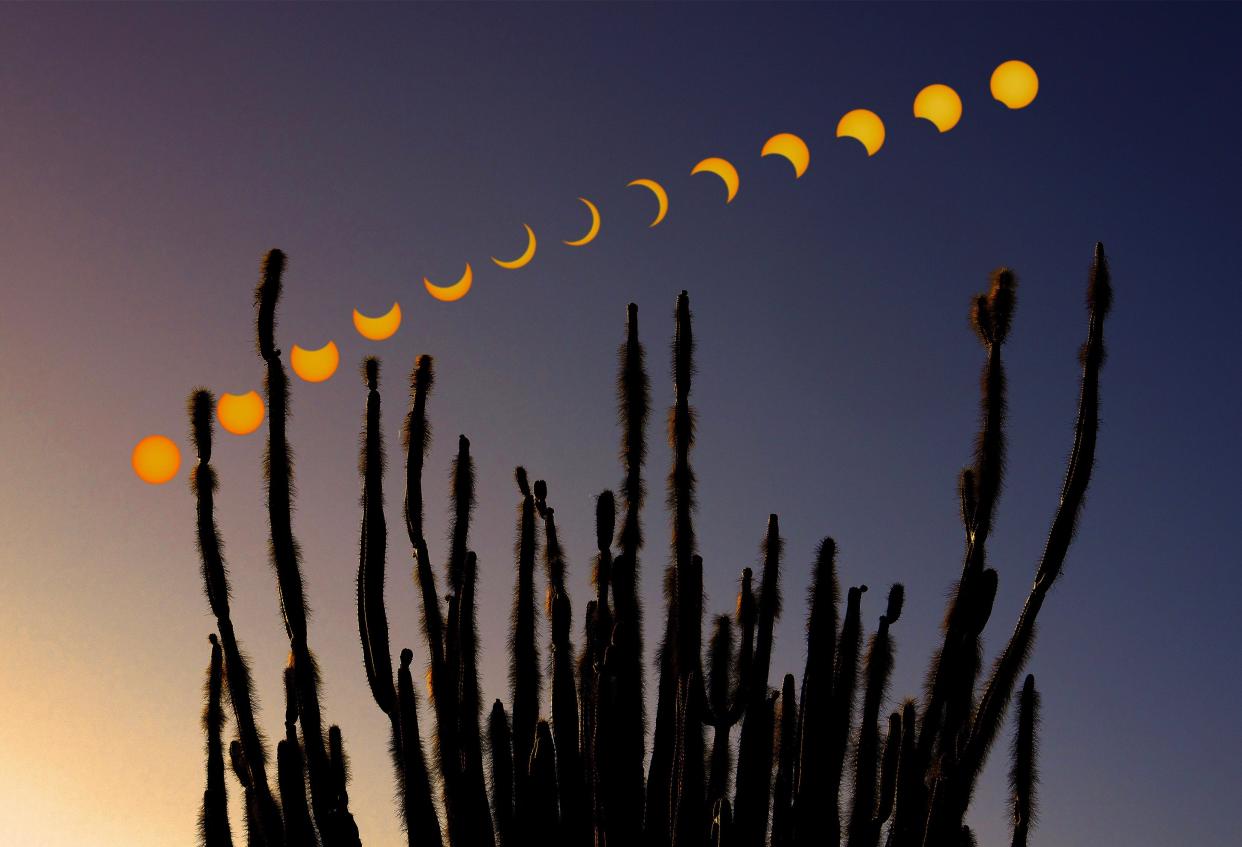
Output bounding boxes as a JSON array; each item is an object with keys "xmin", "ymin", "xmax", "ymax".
[{"xmin": 1, "ymin": 3, "xmax": 1239, "ymax": 845}]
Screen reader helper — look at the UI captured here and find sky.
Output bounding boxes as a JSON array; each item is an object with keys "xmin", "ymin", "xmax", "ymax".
[{"xmin": 1, "ymin": 2, "xmax": 1240, "ymax": 845}]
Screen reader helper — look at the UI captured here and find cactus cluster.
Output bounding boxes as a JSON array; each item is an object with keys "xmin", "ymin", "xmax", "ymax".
[{"xmin": 190, "ymin": 244, "xmax": 1111, "ymax": 846}]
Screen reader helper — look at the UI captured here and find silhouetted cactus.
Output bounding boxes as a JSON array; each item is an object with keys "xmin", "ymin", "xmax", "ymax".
[
  {"xmin": 230, "ymin": 740, "xmax": 263, "ymax": 847},
  {"xmin": 509, "ymin": 467, "xmax": 541, "ymax": 841},
  {"xmin": 792, "ymin": 538, "xmax": 838, "ymax": 843},
  {"xmin": 770, "ymin": 674, "xmax": 798, "ymax": 847},
  {"xmin": 488, "ymin": 699, "xmax": 515, "ymax": 847},
  {"xmin": 396, "ymin": 648, "xmax": 440, "ymax": 845},
  {"xmin": 277, "ymin": 666, "xmax": 314, "ymax": 847},
  {"xmin": 846, "ymin": 585, "xmax": 903, "ymax": 847},
  {"xmin": 604, "ymin": 302, "xmax": 651, "ymax": 846},
  {"xmin": 200, "ymin": 635, "xmax": 233, "ymax": 847},
  {"xmin": 254, "ymin": 250, "xmax": 358, "ymax": 846},
  {"xmin": 188, "ymin": 389, "xmax": 284, "ymax": 847},
  {"xmin": 529, "ymin": 720, "xmax": 560, "ymax": 845},
  {"xmin": 187, "ymin": 244, "xmax": 1110, "ymax": 847},
  {"xmin": 1009, "ymin": 674, "xmax": 1040, "ymax": 847},
  {"xmin": 733, "ymin": 515, "xmax": 782, "ymax": 847}
]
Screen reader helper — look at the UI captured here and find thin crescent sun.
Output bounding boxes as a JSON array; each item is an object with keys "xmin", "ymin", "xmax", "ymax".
[
  {"xmin": 353, "ymin": 302, "xmax": 402, "ymax": 340},
  {"xmin": 760, "ymin": 133, "xmax": 810, "ymax": 178},
  {"xmin": 627, "ymin": 179, "xmax": 669, "ymax": 227},
  {"xmin": 492, "ymin": 224, "xmax": 538, "ymax": 269},
  {"xmin": 564, "ymin": 198, "xmax": 601, "ymax": 246},
  {"xmin": 691, "ymin": 157, "xmax": 739, "ymax": 203},
  {"xmin": 217, "ymin": 390, "xmax": 266, "ymax": 435},
  {"xmin": 424, "ymin": 263, "xmax": 473, "ymax": 302},
  {"xmin": 290, "ymin": 341, "xmax": 340, "ymax": 383},
  {"xmin": 836, "ymin": 109, "xmax": 886, "ymax": 156}
]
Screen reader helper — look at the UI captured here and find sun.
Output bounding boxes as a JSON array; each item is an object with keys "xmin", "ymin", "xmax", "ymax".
[
  {"xmin": 132, "ymin": 434, "xmax": 181, "ymax": 484},
  {"xmin": 990, "ymin": 60, "xmax": 1039, "ymax": 109}
]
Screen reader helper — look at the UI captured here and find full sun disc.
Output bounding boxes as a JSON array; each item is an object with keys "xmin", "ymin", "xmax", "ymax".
[{"xmin": 132, "ymin": 434, "xmax": 181, "ymax": 484}]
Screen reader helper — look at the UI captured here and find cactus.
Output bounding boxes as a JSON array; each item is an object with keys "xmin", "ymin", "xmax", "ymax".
[
  {"xmin": 509, "ymin": 467, "xmax": 541, "ymax": 840},
  {"xmin": 606, "ymin": 302, "xmax": 651, "ymax": 845},
  {"xmin": 770, "ymin": 674, "xmax": 798, "ymax": 847},
  {"xmin": 846, "ymin": 585, "xmax": 903, "ymax": 847},
  {"xmin": 1009, "ymin": 675, "xmax": 1040, "ymax": 847},
  {"xmin": 188, "ymin": 389, "xmax": 284, "ymax": 847},
  {"xmin": 396, "ymin": 648, "xmax": 440, "ymax": 845},
  {"xmin": 253, "ymin": 250, "xmax": 357, "ymax": 845},
  {"xmin": 230, "ymin": 741, "xmax": 263, "ymax": 847},
  {"xmin": 200, "ymin": 635, "xmax": 233, "ymax": 847},
  {"xmin": 186, "ymin": 244, "xmax": 1109, "ymax": 847},
  {"xmin": 353, "ymin": 358, "xmax": 418, "ymax": 845},
  {"xmin": 277, "ymin": 666, "xmax": 315, "ymax": 847},
  {"xmin": 733, "ymin": 515, "xmax": 782, "ymax": 847},
  {"xmin": 792, "ymin": 538, "xmax": 839, "ymax": 843},
  {"xmin": 488, "ymin": 699, "xmax": 515, "ymax": 847}
]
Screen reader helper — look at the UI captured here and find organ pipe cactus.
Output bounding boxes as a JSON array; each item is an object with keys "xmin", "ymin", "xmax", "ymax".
[
  {"xmin": 188, "ymin": 389, "xmax": 284, "ymax": 847},
  {"xmin": 254, "ymin": 250, "xmax": 358, "ymax": 846},
  {"xmin": 200, "ymin": 634, "xmax": 233, "ymax": 847},
  {"xmin": 185, "ymin": 244, "xmax": 1110, "ymax": 847},
  {"xmin": 1009, "ymin": 675, "xmax": 1040, "ymax": 847}
]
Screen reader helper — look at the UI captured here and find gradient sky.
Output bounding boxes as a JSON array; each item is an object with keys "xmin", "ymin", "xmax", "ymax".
[{"xmin": 2, "ymin": 3, "xmax": 1240, "ymax": 845}]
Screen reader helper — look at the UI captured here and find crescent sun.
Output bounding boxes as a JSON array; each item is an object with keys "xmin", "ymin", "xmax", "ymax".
[
  {"xmin": 761, "ymin": 133, "xmax": 810, "ymax": 178},
  {"xmin": 564, "ymin": 198, "xmax": 601, "ymax": 246},
  {"xmin": 424, "ymin": 263, "xmax": 473, "ymax": 302},
  {"xmin": 492, "ymin": 224, "xmax": 538, "ymax": 269},
  {"xmin": 691, "ymin": 157, "xmax": 739, "ymax": 203},
  {"xmin": 627, "ymin": 179, "xmax": 669, "ymax": 227},
  {"xmin": 353, "ymin": 302, "xmax": 402, "ymax": 340}
]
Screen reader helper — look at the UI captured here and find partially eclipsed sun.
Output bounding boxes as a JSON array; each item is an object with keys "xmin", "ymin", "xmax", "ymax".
[
  {"xmin": 913, "ymin": 84, "xmax": 963, "ymax": 132},
  {"xmin": 627, "ymin": 179, "xmax": 669, "ymax": 227},
  {"xmin": 492, "ymin": 225, "xmax": 537, "ymax": 269},
  {"xmin": 991, "ymin": 60, "xmax": 1039, "ymax": 109},
  {"xmin": 290, "ymin": 341, "xmax": 340, "ymax": 382},
  {"xmin": 132, "ymin": 434, "xmax": 181, "ymax": 484},
  {"xmin": 564, "ymin": 198, "xmax": 601, "ymax": 246},
  {"xmin": 424, "ymin": 264, "xmax": 473, "ymax": 302},
  {"xmin": 217, "ymin": 391, "xmax": 266, "ymax": 435},
  {"xmin": 691, "ymin": 157, "xmax": 739, "ymax": 203},
  {"xmin": 761, "ymin": 133, "xmax": 810, "ymax": 178},
  {"xmin": 353, "ymin": 303, "xmax": 402, "ymax": 340},
  {"xmin": 836, "ymin": 109, "xmax": 886, "ymax": 156}
]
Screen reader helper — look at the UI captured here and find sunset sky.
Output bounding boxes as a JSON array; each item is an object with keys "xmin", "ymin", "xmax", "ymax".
[{"xmin": 2, "ymin": 3, "xmax": 1240, "ymax": 845}]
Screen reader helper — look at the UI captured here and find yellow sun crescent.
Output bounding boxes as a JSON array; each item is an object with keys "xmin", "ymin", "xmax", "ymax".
[
  {"xmin": 217, "ymin": 391, "xmax": 266, "ymax": 436},
  {"xmin": 760, "ymin": 133, "xmax": 810, "ymax": 178},
  {"xmin": 424, "ymin": 263, "xmax": 473, "ymax": 302},
  {"xmin": 836, "ymin": 109, "xmax": 886, "ymax": 156},
  {"xmin": 353, "ymin": 302, "xmax": 402, "ymax": 341},
  {"xmin": 564, "ymin": 198, "xmax": 601, "ymax": 246},
  {"xmin": 132, "ymin": 434, "xmax": 181, "ymax": 484},
  {"xmin": 913, "ymin": 84, "xmax": 963, "ymax": 132},
  {"xmin": 492, "ymin": 225, "xmax": 538, "ymax": 269},
  {"xmin": 627, "ymin": 179, "xmax": 669, "ymax": 227},
  {"xmin": 691, "ymin": 157, "xmax": 739, "ymax": 203},
  {"xmin": 290, "ymin": 341, "xmax": 341, "ymax": 383},
  {"xmin": 990, "ymin": 60, "xmax": 1039, "ymax": 109}
]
